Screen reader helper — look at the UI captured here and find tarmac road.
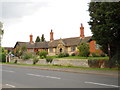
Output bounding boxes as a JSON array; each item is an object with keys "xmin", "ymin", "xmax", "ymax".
[{"xmin": 1, "ymin": 65, "xmax": 119, "ymax": 89}]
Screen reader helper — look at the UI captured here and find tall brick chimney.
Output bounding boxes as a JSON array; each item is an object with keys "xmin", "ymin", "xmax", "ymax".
[
  {"xmin": 80, "ymin": 23, "xmax": 85, "ymax": 38},
  {"xmin": 50, "ymin": 29, "xmax": 54, "ymax": 41},
  {"xmin": 29, "ymin": 34, "xmax": 34, "ymax": 43}
]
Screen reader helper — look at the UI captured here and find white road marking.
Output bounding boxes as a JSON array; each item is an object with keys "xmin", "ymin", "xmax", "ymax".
[
  {"xmin": 5, "ymin": 84, "xmax": 15, "ymax": 88},
  {"xmin": 85, "ymin": 81, "xmax": 120, "ymax": 88},
  {"xmin": 2, "ymin": 70, "xmax": 15, "ymax": 73},
  {"xmin": 45, "ymin": 76, "xmax": 61, "ymax": 79},
  {"xmin": 27, "ymin": 73, "xmax": 61, "ymax": 80}
]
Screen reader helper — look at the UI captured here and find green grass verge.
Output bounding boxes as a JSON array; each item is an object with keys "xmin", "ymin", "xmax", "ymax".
[
  {"xmin": 1, "ymin": 62, "xmax": 119, "ymax": 71},
  {"xmin": 48, "ymin": 56, "xmax": 109, "ymax": 59}
]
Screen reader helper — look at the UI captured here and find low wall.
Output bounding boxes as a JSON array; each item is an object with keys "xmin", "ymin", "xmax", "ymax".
[{"xmin": 10, "ymin": 59, "xmax": 89, "ymax": 67}]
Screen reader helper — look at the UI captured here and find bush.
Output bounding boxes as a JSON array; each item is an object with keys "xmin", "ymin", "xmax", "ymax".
[
  {"xmin": 33, "ymin": 56, "xmax": 39, "ymax": 65},
  {"xmin": 36, "ymin": 51, "xmax": 40, "ymax": 55},
  {"xmin": 46, "ymin": 56, "xmax": 53, "ymax": 63},
  {"xmin": 92, "ymin": 53, "xmax": 99, "ymax": 57},
  {"xmin": 14, "ymin": 60, "xmax": 17, "ymax": 63},
  {"xmin": 57, "ymin": 53, "xmax": 65, "ymax": 58},
  {"xmin": 71, "ymin": 53, "xmax": 76, "ymax": 56},
  {"xmin": 110, "ymin": 54, "xmax": 120, "ymax": 68},
  {"xmin": 64, "ymin": 53, "xmax": 69, "ymax": 57},
  {"xmin": 22, "ymin": 52, "xmax": 33, "ymax": 60},
  {"xmin": 79, "ymin": 51, "xmax": 90, "ymax": 57},
  {"xmin": 100, "ymin": 53, "xmax": 106, "ymax": 57},
  {"xmin": 77, "ymin": 42, "xmax": 90, "ymax": 57},
  {"xmin": 0, "ymin": 53, "xmax": 6, "ymax": 62},
  {"xmin": 39, "ymin": 50, "xmax": 48, "ymax": 59}
]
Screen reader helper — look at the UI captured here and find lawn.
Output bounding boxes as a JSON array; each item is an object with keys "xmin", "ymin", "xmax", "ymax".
[
  {"xmin": 2, "ymin": 62, "xmax": 119, "ymax": 71},
  {"xmin": 48, "ymin": 56, "xmax": 109, "ymax": 59}
]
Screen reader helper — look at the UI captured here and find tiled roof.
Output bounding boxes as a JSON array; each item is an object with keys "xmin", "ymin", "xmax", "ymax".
[
  {"xmin": 14, "ymin": 36, "xmax": 91, "ymax": 49},
  {"xmin": 14, "ymin": 42, "xmax": 35, "ymax": 49},
  {"xmin": 35, "ymin": 41, "xmax": 49, "ymax": 48},
  {"xmin": 48, "ymin": 36, "xmax": 91, "ymax": 47}
]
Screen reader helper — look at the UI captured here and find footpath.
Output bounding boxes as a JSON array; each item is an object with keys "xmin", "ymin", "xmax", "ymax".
[{"xmin": 1, "ymin": 64, "xmax": 119, "ymax": 77}]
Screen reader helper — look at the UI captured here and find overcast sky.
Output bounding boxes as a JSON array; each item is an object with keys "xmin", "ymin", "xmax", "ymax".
[{"xmin": 1, "ymin": 0, "xmax": 92, "ymax": 47}]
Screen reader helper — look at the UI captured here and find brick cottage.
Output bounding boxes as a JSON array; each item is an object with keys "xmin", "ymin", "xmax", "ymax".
[{"xmin": 14, "ymin": 24, "xmax": 102, "ymax": 56}]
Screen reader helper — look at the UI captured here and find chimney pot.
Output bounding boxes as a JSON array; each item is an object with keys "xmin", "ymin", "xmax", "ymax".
[
  {"xmin": 29, "ymin": 34, "xmax": 34, "ymax": 43},
  {"xmin": 80, "ymin": 23, "xmax": 85, "ymax": 38},
  {"xmin": 50, "ymin": 29, "xmax": 54, "ymax": 41}
]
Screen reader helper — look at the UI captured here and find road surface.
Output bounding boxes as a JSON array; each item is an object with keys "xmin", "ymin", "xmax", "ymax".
[{"xmin": 1, "ymin": 65, "xmax": 119, "ymax": 88}]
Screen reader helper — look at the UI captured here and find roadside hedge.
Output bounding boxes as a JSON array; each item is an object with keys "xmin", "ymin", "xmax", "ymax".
[
  {"xmin": 0, "ymin": 53, "xmax": 6, "ymax": 62},
  {"xmin": 88, "ymin": 59, "xmax": 105, "ymax": 68},
  {"xmin": 46, "ymin": 56, "xmax": 53, "ymax": 63},
  {"xmin": 88, "ymin": 59, "xmax": 119, "ymax": 68}
]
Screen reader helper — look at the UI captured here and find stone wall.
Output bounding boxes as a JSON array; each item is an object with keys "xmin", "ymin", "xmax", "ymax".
[{"xmin": 10, "ymin": 59, "xmax": 89, "ymax": 67}]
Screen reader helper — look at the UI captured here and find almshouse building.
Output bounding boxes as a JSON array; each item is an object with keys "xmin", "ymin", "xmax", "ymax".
[{"xmin": 14, "ymin": 24, "xmax": 102, "ymax": 56}]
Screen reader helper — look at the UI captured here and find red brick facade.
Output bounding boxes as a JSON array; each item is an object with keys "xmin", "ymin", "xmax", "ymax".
[
  {"xmin": 89, "ymin": 41, "xmax": 102, "ymax": 54},
  {"xmin": 29, "ymin": 34, "xmax": 34, "ymax": 43},
  {"xmin": 50, "ymin": 29, "xmax": 54, "ymax": 41},
  {"xmin": 80, "ymin": 24, "xmax": 85, "ymax": 38}
]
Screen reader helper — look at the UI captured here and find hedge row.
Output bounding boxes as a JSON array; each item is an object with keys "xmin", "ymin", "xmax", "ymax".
[
  {"xmin": 88, "ymin": 59, "xmax": 119, "ymax": 68},
  {"xmin": 0, "ymin": 53, "xmax": 6, "ymax": 62}
]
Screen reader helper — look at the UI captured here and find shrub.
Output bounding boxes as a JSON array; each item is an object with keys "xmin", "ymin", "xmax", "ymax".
[
  {"xmin": 110, "ymin": 54, "xmax": 120, "ymax": 68},
  {"xmin": 22, "ymin": 52, "xmax": 33, "ymax": 60},
  {"xmin": 79, "ymin": 51, "xmax": 90, "ymax": 57},
  {"xmin": 71, "ymin": 53, "xmax": 76, "ymax": 56},
  {"xmin": 14, "ymin": 60, "xmax": 17, "ymax": 63},
  {"xmin": 64, "ymin": 53, "xmax": 69, "ymax": 57},
  {"xmin": 46, "ymin": 56, "xmax": 53, "ymax": 63},
  {"xmin": 57, "ymin": 53, "xmax": 65, "ymax": 58},
  {"xmin": 33, "ymin": 56, "xmax": 39, "ymax": 65},
  {"xmin": 36, "ymin": 51, "xmax": 40, "ymax": 55},
  {"xmin": 92, "ymin": 53, "xmax": 99, "ymax": 57},
  {"xmin": 100, "ymin": 53, "xmax": 106, "ymax": 57},
  {"xmin": 77, "ymin": 42, "xmax": 90, "ymax": 57},
  {"xmin": 0, "ymin": 53, "xmax": 6, "ymax": 62},
  {"xmin": 39, "ymin": 50, "xmax": 48, "ymax": 59}
]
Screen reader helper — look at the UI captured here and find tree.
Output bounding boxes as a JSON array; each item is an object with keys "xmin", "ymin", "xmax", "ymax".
[
  {"xmin": 77, "ymin": 42, "xmax": 90, "ymax": 57},
  {"xmin": 41, "ymin": 34, "xmax": 45, "ymax": 42},
  {"xmin": 14, "ymin": 46, "xmax": 22, "ymax": 58},
  {"xmin": 21, "ymin": 44, "xmax": 27, "ymax": 53},
  {"xmin": 35, "ymin": 36, "xmax": 40, "ymax": 42},
  {"xmin": 0, "ymin": 21, "xmax": 4, "ymax": 46},
  {"xmin": 14, "ymin": 45, "xmax": 27, "ymax": 58},
  {"xmin": 88, "ymin": 2, "xmax": 120, "ymax": 67}
]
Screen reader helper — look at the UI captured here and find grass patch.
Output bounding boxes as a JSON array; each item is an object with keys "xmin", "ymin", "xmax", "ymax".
[
  {"xmin": 2, "ymin": 62, "xmax": 119, "ymax": 71},
  {"xmin": 48, "ymin": 56, "xmax": 109, "ymax": 59}
]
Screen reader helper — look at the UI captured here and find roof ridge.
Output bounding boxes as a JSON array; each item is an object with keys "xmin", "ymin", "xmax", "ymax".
[
  {"xmin": 17, "ymin": 41, "xmax": 28, "ymax": 43},
  {"xmin": 49, "ymin": 36, "xmax": 92, "ymax": 41}
]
